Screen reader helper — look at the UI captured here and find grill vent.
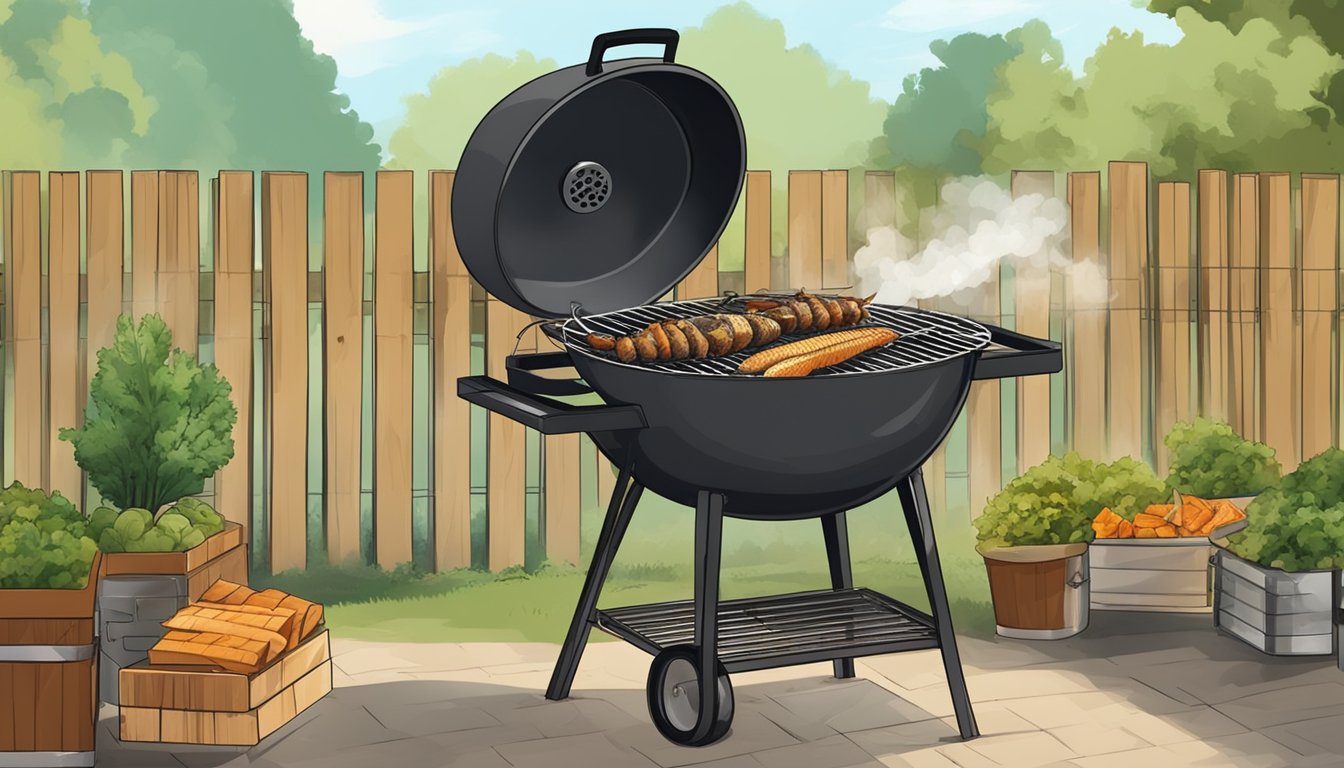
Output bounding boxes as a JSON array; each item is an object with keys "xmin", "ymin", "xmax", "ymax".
[{"xmin": 563, "ymin": 161, "xmax": 611, "ymax": 213}]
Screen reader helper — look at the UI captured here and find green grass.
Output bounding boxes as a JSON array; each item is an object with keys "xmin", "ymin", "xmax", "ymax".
[{"xmin": 258, "ymin": 555, "xmax": 993, "ymax": 644}]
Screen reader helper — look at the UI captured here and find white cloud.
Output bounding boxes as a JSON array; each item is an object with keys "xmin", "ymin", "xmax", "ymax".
[
  {"xmin": 881, "ymin": 0, "xmax": 1037, "ymax": 33},
  {"xmin": 292, "ymin": 0, "xmax": 500, "ymax": 77}
]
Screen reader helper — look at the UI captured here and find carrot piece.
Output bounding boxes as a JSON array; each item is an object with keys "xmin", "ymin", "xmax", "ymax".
[
  {"xmin": 1132, "ymin": 513, "xmax": 1168, "ymax": 529},
  {"xmin": 1117, "ymin": 520, "xmax": 1135, "ymax": 538}
]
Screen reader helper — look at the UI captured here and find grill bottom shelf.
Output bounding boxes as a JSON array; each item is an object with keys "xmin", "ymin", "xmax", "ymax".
[{"xmin": 595, "ymin": 588, "xmax": 939, "ymax": 673}]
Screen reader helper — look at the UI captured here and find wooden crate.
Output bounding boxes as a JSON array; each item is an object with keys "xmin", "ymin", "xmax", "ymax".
[
  {"xmin": 120, "ymin": 629, "xmax": 331, "ymax": 746},
  {"xmin": 0, "ymin": 552, "xmax": 101, "ymax": 767},
  {"xmin": 1090, "ymin": 538, "xmax": 1213, "ymax": 612},
  {"xmin": 103, "ymin": 522, "xmax": 245, "ymax": 577}
]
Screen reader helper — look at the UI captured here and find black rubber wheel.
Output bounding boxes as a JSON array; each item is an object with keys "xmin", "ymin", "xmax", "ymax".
[{"xmin": 646, "ymin": 645, "xmax": 734, "ymax": 746}]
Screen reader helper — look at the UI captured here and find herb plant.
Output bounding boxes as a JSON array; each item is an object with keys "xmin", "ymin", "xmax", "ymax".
[
  {"xmin": 90, "ymin": 498, "xmax": 226, "ymax": 553},
  {"xmin": 1226, "ymin": 448, "xmax": 1344, "ymax": 571},
  {"xmin": 975, "ymin": 452, "xmax": 1168, "ymax": 548},
  {"xmin": 1164, "ymin": 419, "xmax": 1280, "ymax": 498},
  {"xmin": 0, "ymin": 481, "xmax": 98, "ymax": 589},
  {"xmin": 59, "ymin": 314, "xmax": 237, "ymax": 514}
]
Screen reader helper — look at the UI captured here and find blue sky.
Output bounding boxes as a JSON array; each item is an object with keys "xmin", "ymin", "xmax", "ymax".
[{"xmin": 291, "ymin": 0, "xmax": 1182, "ymax": 152}]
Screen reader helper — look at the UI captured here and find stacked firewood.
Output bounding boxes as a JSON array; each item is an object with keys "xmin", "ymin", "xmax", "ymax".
[{"xmin": 147, "ymin": 580, "xmax": 324, "ymax": 674}]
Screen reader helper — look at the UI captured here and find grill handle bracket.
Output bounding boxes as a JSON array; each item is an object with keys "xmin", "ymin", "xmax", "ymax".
[
  {"xmin": 459, "ymin": 353, "xmax": 646, "ymax": 435},
  {"xmin": 507, "ymin": 351, "xmax": 593, "ymax": 397},
  {"xmin": 972, "ymin": 323, "xmax": 1063, "ymax": 381}
]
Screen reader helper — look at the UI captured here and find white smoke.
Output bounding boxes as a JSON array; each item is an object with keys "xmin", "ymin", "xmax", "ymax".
[{"xmin": 852, "ymin": 177, "xmax": 1109, "ymax": 310}]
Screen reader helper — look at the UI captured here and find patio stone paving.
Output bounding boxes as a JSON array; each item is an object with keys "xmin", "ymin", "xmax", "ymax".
[{"xmin": 95, "ymin": 611, "xmax": 1344, "ymax": 767}]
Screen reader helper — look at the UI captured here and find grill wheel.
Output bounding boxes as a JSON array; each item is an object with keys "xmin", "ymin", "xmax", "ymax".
[{"xmin": 646, "ymin": 645, "xmax": 734, "ymax": 746}]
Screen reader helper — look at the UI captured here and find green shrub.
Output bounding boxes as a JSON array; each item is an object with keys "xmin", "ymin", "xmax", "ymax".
[
  {"xmin": 94, "ymin": 499, "xmax": 226, "ymax": 553},
  {"xmin": 975, "ymin": 452, "xmax": 1168, "ymax": 548},
  {"xmin": 59, "ymin": 314, "xmax": 237, "ymax": 514},
  {"xmin": 1164, "ymin": 418, "xmax": 1280, "ymax": 498},
  {"xmin": 1226, "ymin": 448, "xmax": 1344, "ymax": 571},
  {"xmin": 0, "ymin": 481, "xmax": 98, "ymax": 589}
]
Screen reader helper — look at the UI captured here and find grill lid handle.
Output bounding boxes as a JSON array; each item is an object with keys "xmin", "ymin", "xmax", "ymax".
[
  {"xmin": 506, "ymin": 351, "xmax": 592, "ymax": 397},
  {"xmin": 972, "ymin": 323, "xmax": 1063, "ymax": 381},
  {"xmin": 587, "ymin": 28, "xmax": 679, "ymax": 76}
]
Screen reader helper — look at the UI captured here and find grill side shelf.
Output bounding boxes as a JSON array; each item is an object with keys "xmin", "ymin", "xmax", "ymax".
[{"xmin": 594, "ymin": 587, "xmax": 940, "ymax": 674}]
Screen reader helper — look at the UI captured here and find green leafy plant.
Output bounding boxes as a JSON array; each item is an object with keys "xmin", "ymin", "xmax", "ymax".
[
  {"xmin": 0, "ymin": 481, "xmax": 98, "ymax": 589},
  {"xmin": 59, "ymin": 314, "xmax": 237, "ymax": 514},
  {"xmin": 975, "ymin": 452, "xmax": 1168, "ymax": 548},
  {"xmin": 92, "ymin": 499, "xmax": 225, "ymax": 553},
  {"xmin": 1164, "ymin": 418, "xmax": 1281, "ymax": 498},
  {"xmin": 1226, "ymin": 448, "xmax": 1344, "ymax": 572}
]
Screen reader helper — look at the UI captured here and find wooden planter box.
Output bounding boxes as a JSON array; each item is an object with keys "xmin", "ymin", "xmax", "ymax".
[
  {"xmin": 1213, "ymin": 548, "xmax": 1340, "ymax": 655},
  {"xmin": 979, "ymin": 543, "xmax": 1090, "ymax": 640},
  {"xmin": 0, "ymin": 551, "xmax": 102, "ymax": 768},
  {"xmin": 1091, "ymin": 496, "xmax": 1254, "ymax": 613},
  {"xmin": 119, "ymin": 629, "xmax": 332, "ymax": 746},
  {"xmin": 98, "ymin": 522, "xmax": 248, "ymax": 705}
]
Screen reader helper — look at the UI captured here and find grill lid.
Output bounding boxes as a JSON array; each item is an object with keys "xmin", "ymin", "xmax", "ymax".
[{"xmin": 451, "ymin": 29, "xmax": 747, "ymax": 318}]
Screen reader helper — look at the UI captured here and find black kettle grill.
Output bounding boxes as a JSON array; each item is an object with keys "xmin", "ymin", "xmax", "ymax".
[{"xmin": 454, "ymin": 28, "xmax": 1062, "ymax": 746}]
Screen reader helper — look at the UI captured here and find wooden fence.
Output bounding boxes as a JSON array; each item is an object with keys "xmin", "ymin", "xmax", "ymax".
[{"xmin": 0, "ymin": 164, "xmax": 1339, "ymax": 573}]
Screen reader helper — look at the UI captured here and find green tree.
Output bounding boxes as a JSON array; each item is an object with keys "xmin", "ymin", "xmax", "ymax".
[{"xmin": 87, "ymin": 0, "xmax": 380, "ymax": 173}]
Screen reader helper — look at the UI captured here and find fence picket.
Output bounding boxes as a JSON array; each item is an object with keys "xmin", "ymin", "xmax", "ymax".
[
  {"xmin": 1258, "ymin": 173, "xmax": 1297, "ymax": 469},
  {"xmin": 262, "ymin": 172, "xmax": 309, "ymax": 573},
  {"xmin": 1068, "ymin": 172, "xmax": 1106, "ymax": 460},
  {"xmin": 1300, "ymin": 174, "xmax": 1340, "ymax": 458},
  {"xmin": 1229, "ymin": 173, "xmax": 1259, "ymax": 440},
  {"xmin": 214, "ymin": 172, "xmax": 254, "ymax": 532},
  {"xmin": 1107, "ymin": 162, "xmax": 1148, "ymax": 462},
  {"xmin": 545, "ymin": 433, "xmax": 581, "ymax": 566},
  {"xmin": 323, "ymin": 172, "xmax": 364, "ymax": 563},
  {"xmin": 157, "ymin": 171, "xmax": 199, "ymax": 354},
  {"xmin": 821, "ymin": 170, "xmax": 849, "ymax": 290},
  {"xmin": 677, "ymin": 243, "xmax": 719, "ymax": 300},
  {"xmin": 1155, "ymin": 181, "xmax": 1193, "ymax": 474},
  {"xmin": 4, "ymin": 172, "xmax": 43, "ymax": 489},
  {"xmin": 1012, "ymin": 171, "xmax": 1054, "ymax": 472},
  {"xmin": 486, "ymin": 299, "xmax": 530, "ymax": 571},
  {"xmin": 86, "ymin": 171, "xmax": 124, "ymax": 509},
  {"xmin": 744, "ymin": 171, "xmax": 772, "ymax": 293},
  {"xmin": 47, "ymin": 173, "xmax": 82, "ymax": 504},
  {"xmin": 131, "ymin": 171, "xmax": 159, "ymax": 321},
  {"xmin": 1198, "ymin": 170, "xmax": 1230, "ymax": 421},
  {"xmin": 788, "ymin": 171, "xmax": 822, "ymax": 291},
  {"xmin": 374, "ymin": 171, "xmax": 415, "ymax": 568}
]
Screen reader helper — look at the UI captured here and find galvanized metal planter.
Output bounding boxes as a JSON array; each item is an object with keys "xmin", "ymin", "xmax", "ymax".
[{"xmin": 1212, "ymin": 548, "xmax": 1341, "ymax": 656}]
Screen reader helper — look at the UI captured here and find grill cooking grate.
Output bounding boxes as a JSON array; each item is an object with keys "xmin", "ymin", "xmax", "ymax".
[{"xmin": 559, "ymin": 297, "xmax": 991, "ymax": 376}]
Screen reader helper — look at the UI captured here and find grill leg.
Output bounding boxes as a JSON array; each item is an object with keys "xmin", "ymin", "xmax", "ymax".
[
  {"xmin": 897, "ymin": 468, "xmax": 979, "ymax": 740},
  {"xmin": 821, "ymin": 512, "xmax": 856, "ymax": 679},
  {"xmin": 546, "ymin": 464, "xmax": 642, "ymax": 701},
  {"xmin": 692, "ymin": 490, "xmax": 726, "ymax": 743}
]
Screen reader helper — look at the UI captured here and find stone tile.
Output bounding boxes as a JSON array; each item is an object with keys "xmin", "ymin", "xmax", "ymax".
[
  {"xmin": 1214, "ymin": 682, "xmax": 1344, "ymax": 729},
  {"xmin": 753, "ymin": 699, "xmax": 844, "ymax": 742},
  {"xmin": 873, "ymin": 748, "xmax": 960, "ymax": 768},
  {"xmin": 281, "ymin": 736, "xmax": 451, "ymax": 768},
  {"xmin": 482, "ymin": 661, "xmax": 558, "ymax": 677},
  {"xmin": 845, "ymin": 718, "xmax": 963, "ymax": 758},
  {"xmin": 1069, "ymin": 746, "xmax": 1176, "ymax": 768},
  {"xmin": 964, "ymin": 731, "xmax": 1077, "ymax": 766},
  {"xmin": 495, "ymin": 732, "xmax": 659, "ymax": 768},
  {"xmin": 772, "ymin": 679, "xmax": 934, "ymax": 733},
  {"xmin": 1261, "ymin": 712, "xmax": 1344, "ymax": 756},
  {"xmin": 611, "ymin": 711, "xmax": 798, "ymax": 767},
  {"xmin": 1047, "ymin": 722, "xmax": 1149, "ymax": 756},
  {"xmin": 486, "ymin": 697, "xmax": 641, "ymax": 738},
  {"xmin": 426, "ymin": 723, "xmax": 548, "ymax": 754},
  {"xmin": 1164, "ymin": 731, "xmax": 1308, "ymax": 768},
  {"xmin": 245, "ymin": 698, "xmax": 407, "ymax": 763},
  {"xmin": 1143, "ymin": 656, "xmax": 1335, "ymax": 706},
  {"xmin": 930, "ymin": 742, "xmax": 999, "ymax": 768},
  {"xmin": 999, "ymin": 692, "xmax": 1138, "ymax": 730},
  {"xmin": 682, "ymin": 756, "xmax": 765, "ymax": 768},
  {"xmin": 1116, "ymin": 708, "xmax": 1246, "ymax": 746},
  {"xmin": 955, "ymin": 668, "xmax": 1095, "ymax": 702},
  {"xmin": 751, "ymin": 734, "xmax": 875, "ymax": 768},
  {"xmin": 943, "ymin": 702, "xmax": 1037, "ymax": 739},
  {"xmin": 330, "ymin": 646, "xmax": 421, "ymax": 675},
  {"xmin": 363, "ymin": 699, "xmax": 502, "ymax": 736},
  {"xmin": 94, "ymin": 745, "xmax": 197, "ymax": 768},
  {"xmin": 446, "ymin": 750, "xmax": 514, "ymax": 768}
]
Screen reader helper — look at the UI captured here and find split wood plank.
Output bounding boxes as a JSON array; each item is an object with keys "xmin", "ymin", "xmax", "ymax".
[
  {"xmin": 744, "ymin": 171, "xmax": 772, "ymax": 293},
  {"xmin": 214, "ymin": 172, "xmax": 255, "ymax": 532},
  {"xmin": 1229, "ymin": 173, "xmax": 1259, "ymax": 440},
  {"xmin": 1197, "ymin": 170, "xmax": 1230, "ymax": 422},
  {"xmin": 262, "ymin": 172, "xmax": 309, "ymax": 573},
  {"xmin": 47, "ymin": 172, "xmax": 82, "ymax": 503},
  {"xmin": 1300, "ymin": 174, "xmax": 1339, "ymax": 457},
  {"xmin": 486, "ymin": 298, "xmax": 532, "ymax": 571},
  {"xmin": 821, "ymin": 170, "xmax": 849, "ymax": 290},
  {"xmin": 1068, "ymin": 172, "xmax": 1106, "ymax": 460},
  {"xmin": 323, "ymin": 172, "xmax": 364, "ymax": 564},
  {"xmin": 1155, "ymin": 181, "xmax": 1194, "ymax": 475},
  {"xmin": 788, "ymin": 171, "xmax": 822, "ymax": 290},
  {"xmin": 677, "ymin": 242, "xmax": 719, "ymax": 300},
  {"xmin": 131, "ymin": 171, "xmax": 159, "ymax": 321},
  {"xmin": 431, "ymin": 170, "xmax": 473, "ymax": 571},
  {"xmin": 1107, "ymin": 161, "xmax": 1148, "ymax": 461},
  {"xmin": 157, "ymin": 171, "xmax": 200, "ymax": 354},
  {"xmin": 1012, "ymin": 171, "xmax": 1054, "ymax": 472},
  {"xmin": 375, "ymin": 170, "xmax": 415, "ymax": 568},
  {"xmin": 4, "ymin": 172, "xmax": 44, "ymax": 488},
  {"xmin": 1258, "ymin": 172, "xmax": 1296, "ymax": 468}
]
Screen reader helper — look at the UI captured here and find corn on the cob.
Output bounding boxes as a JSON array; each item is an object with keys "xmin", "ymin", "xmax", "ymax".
[
  {"xmin": 737, "ymin": 328, "xmax": 893, "ymax": 374},
  {"xmin": 762, "ymin": 329, "xmax": 899, "ymax": 377}
]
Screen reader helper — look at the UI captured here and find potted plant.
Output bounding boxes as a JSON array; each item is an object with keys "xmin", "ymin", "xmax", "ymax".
[
  {"xmin": 0, "ymin": 481, "xmax": 101, "ymax": 766},
  {"xmin": 975, "ymin": 452, "xmax": 1167, "ymax": 639},
  {"xmin": 1164, "ymin": 418, "xmax": 1281, "ymax": 509},
  {"xmin": 59, "ymin": 313, "xmax": 244, "ymax": 703},
  {"xmin": 1213, "ymin": 448, "xmax": 1344, "ymax": 656}
]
